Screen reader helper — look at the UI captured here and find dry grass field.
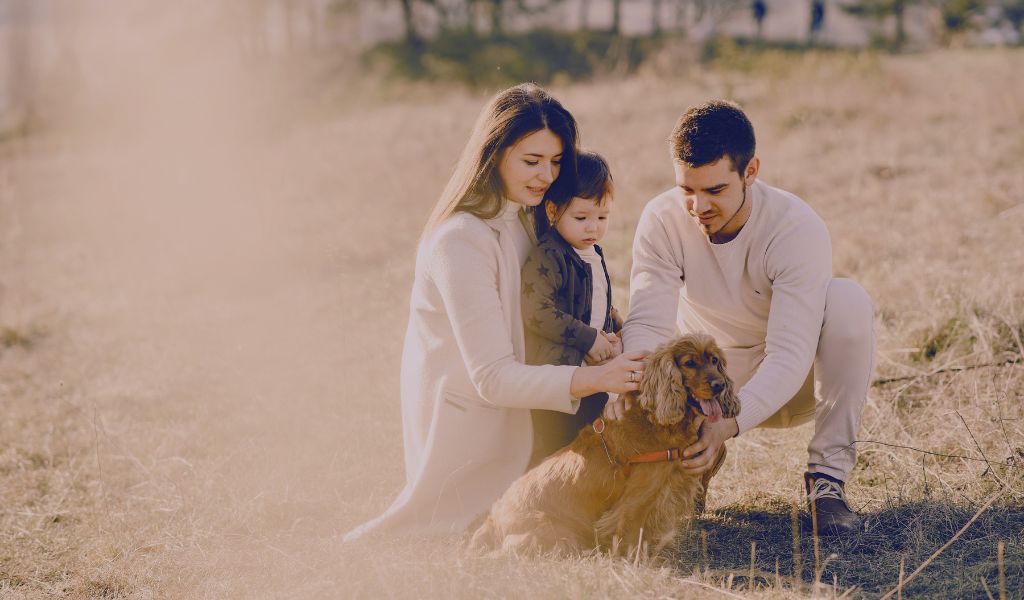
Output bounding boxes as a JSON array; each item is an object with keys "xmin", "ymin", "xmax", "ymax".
[{"xmin": 1, "ymin": 19, "xmax": 1023, "ymax": 598}]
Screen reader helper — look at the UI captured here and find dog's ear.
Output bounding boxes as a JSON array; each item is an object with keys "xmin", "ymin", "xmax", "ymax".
[
  {"xmin": 638, "ymin": 339, "xmax": 688, "ymax": 425},
  {"xmin": 712, "ymin": 344, "xmax": 741, "ymax": 419}
]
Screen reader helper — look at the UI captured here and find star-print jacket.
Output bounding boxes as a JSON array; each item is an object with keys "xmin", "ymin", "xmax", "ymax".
[{"xmin": 522, "ymin": 229, "xmax": 622, "ymax": 368}]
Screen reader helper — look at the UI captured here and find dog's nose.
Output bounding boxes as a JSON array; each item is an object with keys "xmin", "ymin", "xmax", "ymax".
[{"xmin": 711, "ymin": 380, "xmax": 725, "ymax": 395}]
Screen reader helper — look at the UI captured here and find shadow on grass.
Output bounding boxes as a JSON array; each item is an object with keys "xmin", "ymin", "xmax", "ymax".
[{"xmin": 677, "ymin": 496, "xmax": 1023, "ymax": 598}]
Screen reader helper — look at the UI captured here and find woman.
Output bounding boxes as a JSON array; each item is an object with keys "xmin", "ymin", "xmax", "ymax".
[{"xmin": 344, "ymin": 84, "xmax": 646, "ymax": 541}]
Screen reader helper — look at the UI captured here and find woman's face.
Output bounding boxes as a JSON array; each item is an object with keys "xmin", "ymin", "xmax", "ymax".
[{"xmin": 497, "ymin": 128, "xmax": 563, "ymax": 207}]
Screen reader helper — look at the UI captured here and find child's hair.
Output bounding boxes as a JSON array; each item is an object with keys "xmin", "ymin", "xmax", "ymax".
[{"xmin": 536, "ymin": 150, "xmax": 613, "ymax": 238}]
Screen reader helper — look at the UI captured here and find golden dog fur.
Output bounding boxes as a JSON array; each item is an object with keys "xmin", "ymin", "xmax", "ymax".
[{"xmin": 470, "ymin": 333, "xmax": 740, "ymax": 558}]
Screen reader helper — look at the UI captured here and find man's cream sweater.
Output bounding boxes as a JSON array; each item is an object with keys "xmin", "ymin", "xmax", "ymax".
[{"xmin": 622, "ymin": 180, "xmax": 833, "ymax": 433}]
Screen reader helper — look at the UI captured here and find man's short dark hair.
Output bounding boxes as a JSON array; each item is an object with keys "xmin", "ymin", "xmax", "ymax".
[{"xmin": 669, "ymin": 100, "xmax": 756, "ymax": 174}]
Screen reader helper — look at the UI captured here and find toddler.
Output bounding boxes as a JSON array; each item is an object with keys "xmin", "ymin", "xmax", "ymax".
[{"xmin": 522, "ymin": 150, "xmax": 622, "ymax": 463}]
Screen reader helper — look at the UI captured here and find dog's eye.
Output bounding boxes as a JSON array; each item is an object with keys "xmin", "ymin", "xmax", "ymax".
[
  {"xmin": 683, "ymin": 359, "xmax": 697, "ymax": 369},
  {"xmin": 709, "ymin": 355, "xmax": 719, "ymax": 365}
]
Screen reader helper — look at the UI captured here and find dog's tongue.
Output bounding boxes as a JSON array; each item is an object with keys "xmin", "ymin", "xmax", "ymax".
[{"xmin": 700, "ymin": 399, "xmax": 723, "ymax": 423}]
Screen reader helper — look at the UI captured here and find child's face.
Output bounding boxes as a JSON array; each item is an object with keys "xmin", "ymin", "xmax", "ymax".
[{"xmin": 549, "ymin": 195, "xmax": 613, "ymax": 250}]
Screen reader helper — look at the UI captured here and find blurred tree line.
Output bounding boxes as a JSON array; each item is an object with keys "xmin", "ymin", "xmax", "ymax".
[
  {"xmin": 363, "ymin": 0, "xmax": 741, "ymax": 42},
  {"xmin": 340, "ymin": 0, "xmax": 759, "ymax": 85},
  {"xmin": 840, "ymin": 0, "xmax": 1024, "ymax": 49},
  {"xmin": 331, "ymin": 0, "xmax": 1024, "ymax": 85}
]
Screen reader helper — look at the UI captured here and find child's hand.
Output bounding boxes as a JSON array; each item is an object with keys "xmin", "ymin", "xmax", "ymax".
[
  {"xmin": 586, "ymin": 331, "xmax": 615, "ymax": 364},
  {"xmin": 607, "ymin": 332, "xmax": 622, "ymax": 358}
]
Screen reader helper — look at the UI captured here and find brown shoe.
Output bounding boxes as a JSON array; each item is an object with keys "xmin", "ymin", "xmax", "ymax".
[{"xmin": 804, "ymin": 472, "xmax": 861, "ymax": 535}]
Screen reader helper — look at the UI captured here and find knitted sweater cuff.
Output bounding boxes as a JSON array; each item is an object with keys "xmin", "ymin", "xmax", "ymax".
[{"xmin": 734, "ymin": 389, "xmax": 778, "ymax": 435}]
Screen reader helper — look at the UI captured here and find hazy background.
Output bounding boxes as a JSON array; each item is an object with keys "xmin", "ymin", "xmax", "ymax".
[{"xmin": 1, "ymin": 1, "xmax": 1023, "ymax": 598}]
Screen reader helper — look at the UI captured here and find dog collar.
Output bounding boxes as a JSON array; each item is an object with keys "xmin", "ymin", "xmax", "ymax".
[
  {"xmin": 592, "ymin": 418, "xmax": 617, "ymax": 467},
  {"xmin": 592, "ymin": 418, "xmax": 685, "ymax": 477}
]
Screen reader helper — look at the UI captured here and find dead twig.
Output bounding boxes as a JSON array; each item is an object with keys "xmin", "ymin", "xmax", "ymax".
[
  {"xmin": 791, "ymin": 501, "xmax": 802, "ymax": 591},
  {"xmin": 675, "ymin": 578, "xmax": 747, "ymax": 600},
  {"xmin": 980, "ymin": 575, "xmax": 996, "ymax": 600},
  {"xmin": 954, "ymin": 410, "xmax": 1021, "ymax": 496},
  {"xmin": 872, "ymin": 357, "xmax": 1022, "ymax": 387},
  {"xmin": 880, "ymin": 492, "xmax": 1002, "ymax": 600},
  {"xmin": 748, "ymin": 541, "xmax": 756, "ymax": 592},
  {"xmin": 998, "ymin": 540, "xmax": 1006, "ymax": 600},
  {"xmin": 823, "ymin": 440, "xmax": 1023, "ymax": 469},
  {"xmin": 898, "ymin": 557, "xmax": 905, "ymax": 600}
]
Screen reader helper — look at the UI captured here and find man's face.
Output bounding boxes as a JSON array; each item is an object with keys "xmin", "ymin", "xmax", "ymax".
[{"xmin": 673, "ymin": 157, "xmax": 758, "ymax": 241}]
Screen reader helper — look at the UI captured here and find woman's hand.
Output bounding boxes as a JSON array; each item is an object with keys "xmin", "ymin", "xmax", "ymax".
[{"xmin": 570, "ymin": 350, "xmax": 648, "ymax": 398}]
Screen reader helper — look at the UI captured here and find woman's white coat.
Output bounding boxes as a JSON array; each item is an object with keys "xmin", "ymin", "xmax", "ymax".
[{"xmin": 344, "ymin": 204, "xmax": 579, "ymax": 539}]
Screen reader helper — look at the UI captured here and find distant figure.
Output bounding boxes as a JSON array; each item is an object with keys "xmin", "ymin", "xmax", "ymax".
[
  {"xmin": 809, "ymin": 0, "xmax": 826, "ymax": 44},
  {"xmin": 752, "ymin": 0, "xmax": 767, "ymax": 40}
]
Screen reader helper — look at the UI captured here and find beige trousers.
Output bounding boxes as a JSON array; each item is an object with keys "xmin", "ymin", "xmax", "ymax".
[{"xmin": 730, "ymin": 278, "xmax": 875, "ymax": 482}]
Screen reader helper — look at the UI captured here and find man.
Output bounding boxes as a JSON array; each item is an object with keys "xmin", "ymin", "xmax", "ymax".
[
  {"xmin": 809, "ymin": 0, "xmax": 826, "ymax": 44},
  {"xmin": 618, "ymin": 100, "xmax": 874, "ymax": 535},
  {"xmin": 752, "ymin": 0, "xmax": 767, "ymax": 40}
]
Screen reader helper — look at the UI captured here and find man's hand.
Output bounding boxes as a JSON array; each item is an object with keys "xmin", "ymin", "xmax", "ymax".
[{"xmin": 679, "ymin": 417, "xmax": 739, "ymax": 475}]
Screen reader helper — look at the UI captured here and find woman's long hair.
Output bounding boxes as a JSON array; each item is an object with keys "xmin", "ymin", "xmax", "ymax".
[{"xmin": 423, "ymin": 83, "xmax": 579, "ymax": 236}]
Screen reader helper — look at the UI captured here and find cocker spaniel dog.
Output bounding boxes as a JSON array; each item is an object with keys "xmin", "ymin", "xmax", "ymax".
[{"xmin": 470, "ymin": 333, "xmax": 740, "ymax": 558}]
